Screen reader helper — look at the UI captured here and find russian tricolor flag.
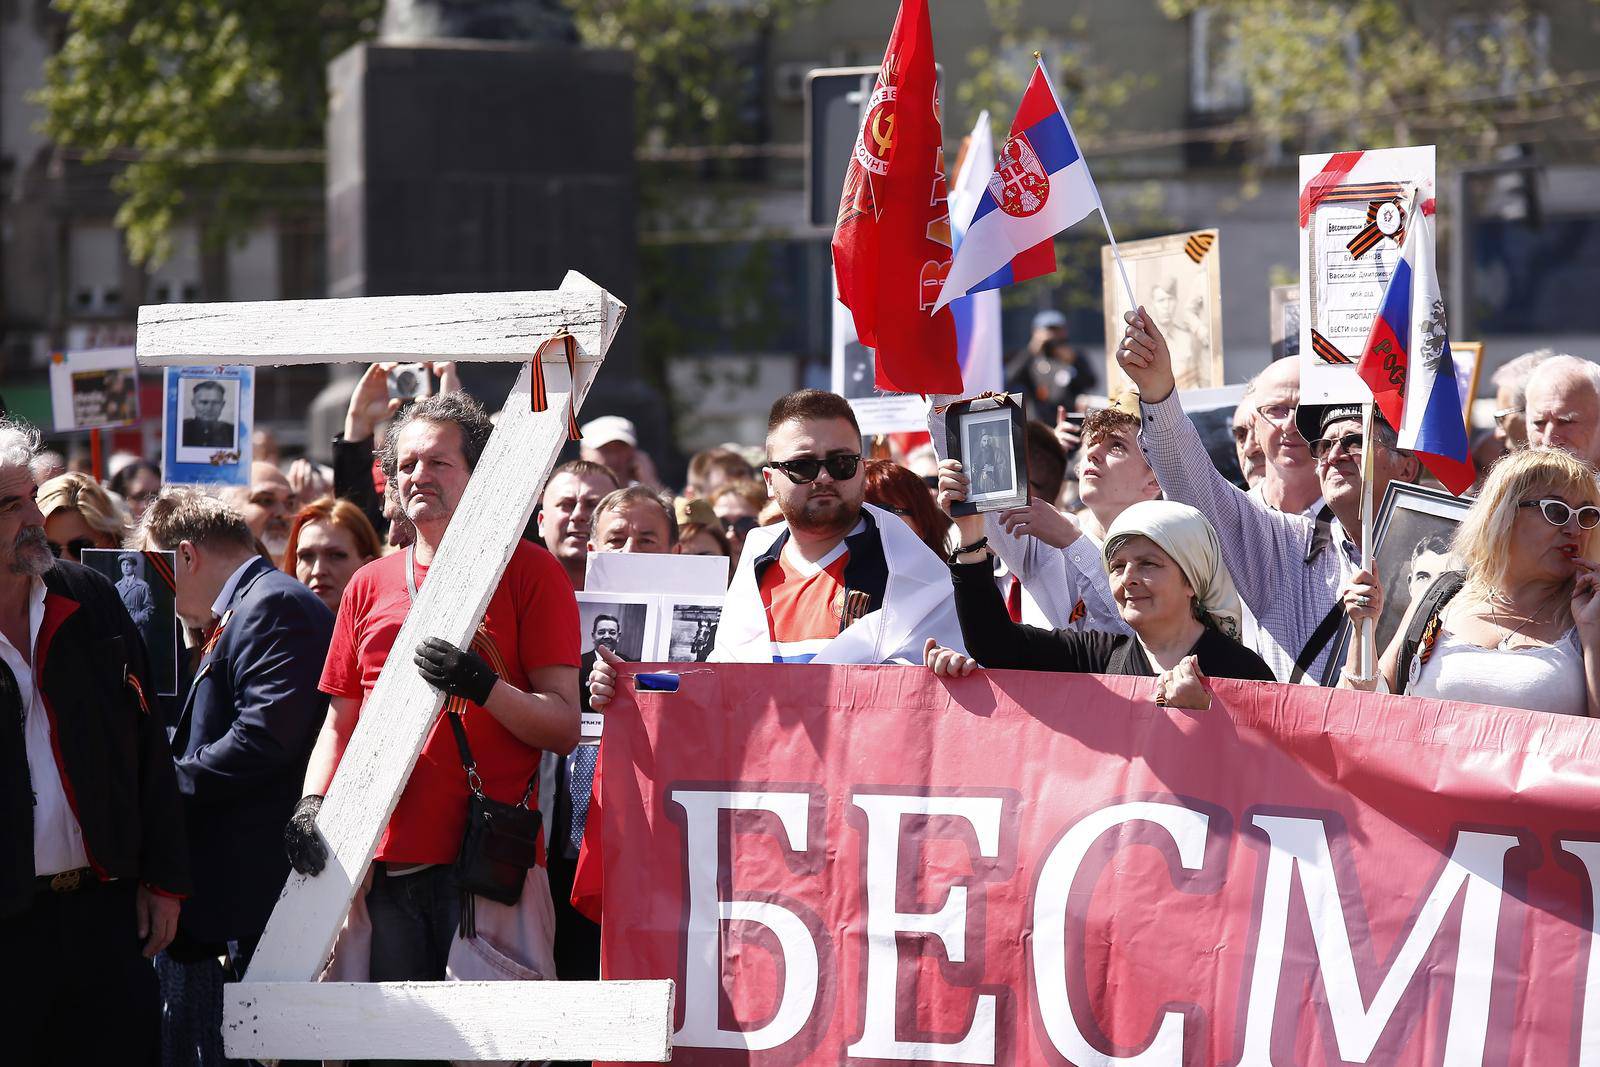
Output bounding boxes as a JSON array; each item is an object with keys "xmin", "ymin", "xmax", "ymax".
[
  {"xmin": 934, "ymin": 59, "xmax": 1105, "ymax": 311},
  {"xmin": 1356, "ymin": 200, "xmax": 1475, "ymax": 495},
  {"xmin": 947, "ymin": 111, "xmax": 1004, "ymax": 394}
]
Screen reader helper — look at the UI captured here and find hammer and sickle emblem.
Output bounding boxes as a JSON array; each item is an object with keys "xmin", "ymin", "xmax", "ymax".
[{"xmin": 871, "ymin": 110, "xmax": 896, "ymax": 155}]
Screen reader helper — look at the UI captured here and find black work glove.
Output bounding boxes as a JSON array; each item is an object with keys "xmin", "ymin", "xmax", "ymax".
[
  {"xmin": 415, "ymin": 636, "xmax": 499, "ymax": 707},
  {"xmin": 284, "ymin": 794, "xmax": 328, "ymax": 877}
]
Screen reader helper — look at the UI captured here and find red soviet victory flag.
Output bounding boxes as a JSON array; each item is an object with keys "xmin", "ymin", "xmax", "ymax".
[{"xmin": 831, "ymin": 0, "xmax": 962, "ymax": 395}]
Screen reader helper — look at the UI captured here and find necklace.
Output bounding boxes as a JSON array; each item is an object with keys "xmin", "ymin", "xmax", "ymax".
[{"xmin": 1484, "ymin": 586, "xmax": 1567, "ymax": 646}]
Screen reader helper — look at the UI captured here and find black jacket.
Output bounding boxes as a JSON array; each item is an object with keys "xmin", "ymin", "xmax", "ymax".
[
  {"xmin": 0, "ymin": 561, "xmax": 190, "ymax": 916},
  {"xmin": 170, "ymin": 557, "xmax": 333, "ymax": 943},
  {"xmin": 951, "ymin": 560, "xmax": 1276, "ymax": 681}
]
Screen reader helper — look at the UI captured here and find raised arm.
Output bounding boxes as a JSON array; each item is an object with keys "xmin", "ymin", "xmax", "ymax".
[{"xmin": 1115, "ymin": 308, "xmax": 1311, "ymax": 610}]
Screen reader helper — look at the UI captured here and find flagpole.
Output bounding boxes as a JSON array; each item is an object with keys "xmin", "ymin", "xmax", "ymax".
[
  {"xmin": 1034, "ymin": 53, "xmax": 1137, "ymax": 310},
  {"xmin": 1357, "ymin": 400, "xmax": 1378, "ymax": 679}
]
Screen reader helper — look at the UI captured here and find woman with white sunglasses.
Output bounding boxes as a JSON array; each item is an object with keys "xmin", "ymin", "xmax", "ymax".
[{"xmin": 1340, "ymin": 448, "xmax": 1600, "ymax": 716}]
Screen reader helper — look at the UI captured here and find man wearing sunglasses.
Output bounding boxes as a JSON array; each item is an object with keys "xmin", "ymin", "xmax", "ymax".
[
  {"xmin": 1488, "ymin": 348, "xmax": 1554, "ymax": 454},
  {"xmin": 1117, "ymin": 310, "xmax": 1420, "ymax": 685},
  {"xmin": 593, "ymin": 391, "xmax": 961, "ymax": 688}
]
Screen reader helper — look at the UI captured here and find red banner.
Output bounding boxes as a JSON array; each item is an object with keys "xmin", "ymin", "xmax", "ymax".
[{"xmin": 598, "ymin": 665, "xmax": 1600, "ymax": 1065}]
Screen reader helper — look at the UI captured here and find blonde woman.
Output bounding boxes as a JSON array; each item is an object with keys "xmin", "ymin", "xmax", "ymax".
[
  {"xmin": 1341, "ymin": 448, "xmax": 1600, "ymax": 716},
  {"xmin": 38, "ymin": 471, "xmax": 129, "ymax": 561}
]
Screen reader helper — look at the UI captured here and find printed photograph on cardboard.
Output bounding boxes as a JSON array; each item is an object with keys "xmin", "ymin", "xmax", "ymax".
[
  {"xmin": 1102, "ymin": 230, "xmax": 1223, "ymax": 396},
  {"xmin": 666, "ymin": 603, "xmax": 722, "ymax": 663},
  {"xmin": 164, "ymin": 367, "xmax": 254, "ymax": 486},
  {"xmin": 80, "ymin": 549, "xmax": 181, "ymax": 697},
  {"xmin": 577, "ymin": 597, "xmax": 649, "ymax": 664},
  {"xmin": 48, "ymin": 347, "xmax": 141, "ymax": 432}
]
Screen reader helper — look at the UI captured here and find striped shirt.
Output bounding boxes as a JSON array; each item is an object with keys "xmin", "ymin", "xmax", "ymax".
[{"xmin": 1139, "ymin": 392, "xmax": 1357, "ymax": 684}]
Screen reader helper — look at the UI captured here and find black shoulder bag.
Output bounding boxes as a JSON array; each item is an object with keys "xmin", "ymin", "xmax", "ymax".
[
  {"xmin": 1394, "ymin": 570, "xmax": 1468, "ymax": 696},
  {"xmin": 443, "ymin": 710, "xmax": 541, "ymax": 933},
  {"xmin": 408, "ymin": 547, "xmax": 542, "ymax": 936}
]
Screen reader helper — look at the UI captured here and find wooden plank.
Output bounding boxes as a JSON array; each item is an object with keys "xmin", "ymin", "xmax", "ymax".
[
  {"xmin": 224, "ymin": 980, "xmax": 675, "ymax": 1061},
  {"xmin": 136, "ymin": 279, "xmax": 619, "ymax": 366},
  {"xmin": 242, "ymin": 271, "xmax": 623, "ymax": 982}
]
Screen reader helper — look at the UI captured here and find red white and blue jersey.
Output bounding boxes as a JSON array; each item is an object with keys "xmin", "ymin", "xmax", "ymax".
[{"xmin": 758, "ymin": 539, "xmax": 852, "ymax": 664}]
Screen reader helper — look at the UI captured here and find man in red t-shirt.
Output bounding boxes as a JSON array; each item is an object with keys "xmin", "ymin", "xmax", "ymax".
[{"xmin": 284, "ymin": 392, "xmax": 580, "ymax": 984}]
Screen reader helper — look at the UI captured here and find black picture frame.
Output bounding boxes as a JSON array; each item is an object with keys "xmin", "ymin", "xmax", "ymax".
[
  {"xmin": 81, "ymin": 549, "xmax": 181, "ymax": 697},
  {"xmin": 1320, "ymin": 481, "xmax": 1472, "ymax": 684},
  {"xmin": 945, "ymin": 393, "xmax": 1029, "ymax": 516}
]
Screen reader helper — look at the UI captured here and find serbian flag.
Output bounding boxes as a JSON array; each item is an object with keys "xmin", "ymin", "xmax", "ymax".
[
  {"xmin": 934, "ymin": 58, "xmax": 1103, "ymax": 310},
  {"xmin": 1356, "ymin": 200, "xmax": 1475, "ymax": 495},
  {"xmin": 831, "ymin": 0, "xmax": 962, "ymax": 395}
]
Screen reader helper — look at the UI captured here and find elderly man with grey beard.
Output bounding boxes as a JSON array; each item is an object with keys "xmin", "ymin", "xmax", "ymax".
[{"xmin": 0, "ymin": 417, "xmax": 189, "ymax": 1064}]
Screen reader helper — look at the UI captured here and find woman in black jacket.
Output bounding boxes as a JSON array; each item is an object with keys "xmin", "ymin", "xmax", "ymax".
[{"xmin": 927, "ymin": 470, "xmax": 1273, "ymax": 704}]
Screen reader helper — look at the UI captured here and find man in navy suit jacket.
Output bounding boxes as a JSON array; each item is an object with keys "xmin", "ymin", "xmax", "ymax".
[{"xmin": 144, "ymin": 487, "xmax": 334, "ymax": 964}]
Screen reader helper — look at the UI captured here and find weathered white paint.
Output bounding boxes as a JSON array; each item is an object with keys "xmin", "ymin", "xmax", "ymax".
[
  {"xmin": 224, "ymin": 981, "xmax": 675, "ymax": 1061},
  {"xmin": 137, "ymin": 283, "xmax": 618, "ymax": 365},
  {"xmin": 137, "ymin": 273, "xmax": 668, "ymax": 1066}
]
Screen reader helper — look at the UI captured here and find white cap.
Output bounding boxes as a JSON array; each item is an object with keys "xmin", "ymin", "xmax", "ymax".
[{"xmin": 580, "ymin": 415, "xmax": 637, "ymax": 450}]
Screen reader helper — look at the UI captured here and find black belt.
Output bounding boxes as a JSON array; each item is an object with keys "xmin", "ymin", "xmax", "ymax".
[{"xmin": 34, "ymin": 868, "xmax": 100, "ymax": 895}]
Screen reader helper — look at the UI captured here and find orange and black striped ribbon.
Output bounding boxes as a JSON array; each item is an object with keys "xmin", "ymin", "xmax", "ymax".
[
  {"xmin": 1345, "ymin": 197, "xmax": 1406, "ymax": 260},
  {"xmin": 1314, "ymin": 181, "xmax": 1404, "ymax": 209},
  {"xmin": 443, "ymin": 625, "xmax": 510, "ymax": 718},
  {"xmin": 528, "ymin": 332, "xmax": 581, "ymax": 441},
  {"xmin": 1183, "ymin": 232, "xmax": 1215, "ymax": 264},
  {"xmin": 144, "ymin": 550, "xmax": 177, "ymax": 594},
  {"xmin": 1311, "ymin": 330, "xmax": 1354, "ymax": 366}
]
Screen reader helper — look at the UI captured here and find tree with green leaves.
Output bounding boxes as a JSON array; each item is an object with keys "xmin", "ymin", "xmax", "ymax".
[
  {"xmin": 37, "ymin": 0, "xmax": 382, "ymax": 267},
  {"xmin": 1156, "ymin": 0, "xmax": 1600, "ymax": 164}
]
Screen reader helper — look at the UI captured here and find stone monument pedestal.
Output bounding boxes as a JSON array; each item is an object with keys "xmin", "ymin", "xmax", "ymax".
[{"xmin": 312, "ymin": 39, "xmax": 655, "ymax": 453}]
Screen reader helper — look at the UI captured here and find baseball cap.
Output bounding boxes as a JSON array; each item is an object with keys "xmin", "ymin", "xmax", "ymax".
[
  {"xmin": 1032, "ymin": 309, "xmax": 1068, "ymax": 332},
  {"xmin": 579, "ymin": 415, "xmax": 637, "ymax": 450},
  {"xmin": 1293, "ymin": 402, "xmax": 1391, "ymax": 446}
]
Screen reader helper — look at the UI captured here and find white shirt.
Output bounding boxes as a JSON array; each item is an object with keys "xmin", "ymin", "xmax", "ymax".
[
  {"xmin": 1410, "ymin": 628, "xmax": 1589, "ymax": 717},
  {"xmin": 2, "ymin": 577, "xmax": 91, "ymax": 876}
]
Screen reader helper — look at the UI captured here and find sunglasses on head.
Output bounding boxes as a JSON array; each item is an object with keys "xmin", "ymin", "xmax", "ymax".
[
  {"xmin": 48, "ymin": 536, "xmax": 99, "ymax": 560},
  {"xmin": 1309, "ymin": 432, "xmax": 1366, "ymax": 461},
  {"xmin": 769, "ymin": 453, "xmax": 862, "ymax": 484},
  {"xmin": 1520, "ymin": 498, "xmax": 1600, "ymax": 530}
]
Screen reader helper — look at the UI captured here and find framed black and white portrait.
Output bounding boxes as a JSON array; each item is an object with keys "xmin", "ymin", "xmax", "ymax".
[
  {"xmin": 177, "ymin": 376, "xmax": 240, "ymax": 456},
  {"xmin": 80, "ymin": 549, "xmax": 180, "ymax": 697},
  {"xmin": 1322, "ymin": 481, "xmax": 1472, "ymax": 684},
  {"xmin": 945, "ymin": 393, "xmax": 1028, "ymax": 515}
]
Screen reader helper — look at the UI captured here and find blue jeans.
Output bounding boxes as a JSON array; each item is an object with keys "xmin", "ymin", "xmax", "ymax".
[{"xmin": 366, "ymin": 864, "xmax": 460, "ymax": 982}]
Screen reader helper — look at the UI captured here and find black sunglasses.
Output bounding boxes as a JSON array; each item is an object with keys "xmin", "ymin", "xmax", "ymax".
[
  {"xmin": 1309, "ymin": 432, "xmax": 1365, "ymax": 461},
  {"xmin": 769, "ymin": 453, "xmax": 862, "ymax": 484},
  {"xmin": 1520, "ymin": 498, "xmax": 1600, "ymax": 530},
  {"xmin": 47, "ymin": 537, "xmax": 99, "ymax": 560}
]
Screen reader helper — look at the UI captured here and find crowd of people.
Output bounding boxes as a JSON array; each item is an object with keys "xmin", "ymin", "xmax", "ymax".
[{"xmin": 5, "ymin": 307, "xmax": 1597, "ymax": 1064}]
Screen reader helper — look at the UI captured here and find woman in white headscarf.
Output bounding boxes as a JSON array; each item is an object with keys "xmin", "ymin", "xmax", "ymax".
[{"xmin": 929, "ymin": 500, "xmax": 1274, "ymax": 692}]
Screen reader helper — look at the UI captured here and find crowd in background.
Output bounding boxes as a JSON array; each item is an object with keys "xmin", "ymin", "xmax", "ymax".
[{"xmin": 8, "ymin": 305, "xmax": 1600, "ymax": 1065}]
